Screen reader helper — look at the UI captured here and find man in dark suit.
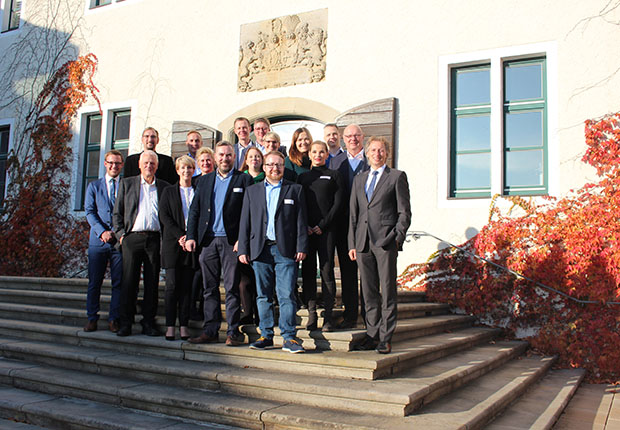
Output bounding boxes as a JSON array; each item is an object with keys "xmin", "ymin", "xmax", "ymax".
[
  {"xmin": 113, "ymin": 150, "xmax": 170, "ymax": 336},
  {"xmin": 328, "ymin": 124, "xmax": 369, "ymax": 329},
  {"xmin": 185, "ymin": 141, "xmax": 253, "ymax": 346},
  {"xmin": 348, "ymin": 136, "xmax": 411, "ymax": 354},
  {"xmin": 238, "ymin": 151, "xmax": 308, "ymax": 354},
  {"xmin": 123, "ymin": 127, "xmax": 178, "ymax": 185},
  {"xmin": 84, "ymin": 150, "xmax": 124, "ymax": 333}
]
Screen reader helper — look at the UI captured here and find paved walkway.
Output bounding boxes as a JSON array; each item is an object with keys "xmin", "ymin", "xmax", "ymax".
[{"xmin": 555, "ymin": 384, "xmax": 619, "ymax": 429}]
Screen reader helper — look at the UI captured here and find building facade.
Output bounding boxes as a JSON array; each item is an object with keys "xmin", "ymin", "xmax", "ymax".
[{"xmin": 0, "ymin": 0, "xmax": 618, "ymax": 269}]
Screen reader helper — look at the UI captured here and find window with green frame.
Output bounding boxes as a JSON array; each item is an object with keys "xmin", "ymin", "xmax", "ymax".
[
  {"xmin": 111, "ymin": 110, "xmax": 130, "ymax": 167},
  {"xmin": 0, "ymin": 125, "xmax": 9, "ymax": 205},
  {"xmin": 503, "ymin": 58, "xmax": 546, "ymax": 195},
  {"xmin": 450, "ymin": 57, "xmax": 547, "ymax": 198},
  {"xmin": 80, "ymin": 114, "xmax": 102, "ymax": 209}
]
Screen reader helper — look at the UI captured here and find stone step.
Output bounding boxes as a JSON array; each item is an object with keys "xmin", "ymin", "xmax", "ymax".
[
  {"xmin": 0, "ymin": 276, "xmax": 427, "ymax": 303},
  {"xmin": 0, "ymin": 300, "xmax": 465, "ymax": 352},
  {"xmin": 484, "ymin": 368, "xmax": 585, "ymax": 429},
  {"xmin": 0, "ymin": 417, "xmax": 47, "ymax": 429},
  {"xmin": 0, "ymin": 335, "xmax": 528, "ymax": 417},
  {"xmin": 0, "ymin": 384, "xmax": 238, "ymax": 430},
  {"xmin": 0, "ymin": 353, "xmax": 557, "ymax": 429},
  {"xmin": 0, "ymin": 318, "xmax": 500, "ymax": 380}
]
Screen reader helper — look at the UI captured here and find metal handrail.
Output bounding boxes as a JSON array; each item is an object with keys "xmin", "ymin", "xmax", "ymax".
[{"xmin": 406, "ymin": 230, "xmax": 620, "ymax": 306}]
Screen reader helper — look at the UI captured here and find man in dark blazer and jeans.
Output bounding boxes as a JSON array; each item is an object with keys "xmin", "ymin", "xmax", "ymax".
[
  {"xmin": 238, "ymin": 151, "xmax": 308, "ymax": 354},
  {"xmin": 185, "ymin": 141, "xmax": 253, "ymax": 346},
  {"xmin": 113, "ymin": 150, "xmax": 170, "ymax": 336},
  {"xmin": 348, "ymin": 136, "xmax": 411, "ymax": 354}
]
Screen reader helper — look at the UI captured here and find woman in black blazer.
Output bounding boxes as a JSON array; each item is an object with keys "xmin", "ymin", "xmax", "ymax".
[{"xmin": 159, "ymin": 155, "xmax": 197, "ymax": 340}]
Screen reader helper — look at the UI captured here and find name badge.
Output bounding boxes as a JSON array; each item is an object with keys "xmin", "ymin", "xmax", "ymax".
[
  {"xmin": 233, "ymin": 188, "xmax": 243, "ymax": 193},
  {"xmin": 284, "ymin": 199, "xmax": 294, "ymax": 205},
  {"xmin": 319, "ymin": 176, "xmax": 330, "ymax": 180}
]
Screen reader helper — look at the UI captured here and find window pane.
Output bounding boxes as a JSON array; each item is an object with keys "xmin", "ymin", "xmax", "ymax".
[
  {"xmin": 88, "ymin": 116, "xmax": 102, "ymax": 144},
  {"xmin": 455, "ymin": 68, "xmax": 490, "ymax": 106},
  {"xmin": 117, "ymin": 148, "xmax": 128, "ymax": 164},
  {"xmin": 505, "ymin": 149, "xmax": 543, "ymax": 187},
  {"xmin": 505, "ymin": 63, "xmax": 542, "ymax": 101},
  {"xmin": 0, "ymin": 127, "xmax": 9, "ymax": 153},
  {"xmin": 505, "ymin": 111, "xmax": 543, "ymax": 149},
  {"xmin": 456, "ymin": 114, "xmax": 490, "ymax": 152},
  {"xmin": 114, "ymin": 112, "xmax": 130, "ymax": 141},
  {"xmin": 86, "ymin": 151, "xmax": 100, "ymax": 177},
  {"xmin": 455, "ymin": 152, "xmax": 491, "ymax": 189},
  {"xmin": 8, "ymin": 0, "xmax": 21, "ymax": 30}
]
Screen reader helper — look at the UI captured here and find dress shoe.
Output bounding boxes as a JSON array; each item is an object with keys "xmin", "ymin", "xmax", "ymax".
[
  {"xmin": 83, "ymin": 320, "xmax": 97, "ymax": 332},
  {"xmin": 116, "ymin": 326, "xmax": 132, "ymax": 337},
  {"xmin": 351, "ymin": 335, "xmax": 378, "ymax": 351},
  {"xmin": 141, "ymin": 324, "xmax": 162, "ymax": 337},
  {"xmin": 188, "ymin": 333, "xmax": 218, "ymax": 344},
  {"xmin": 180, "ymin": 326, "xmax": 190, "ymax": 340},
  {"xmin": 338, "ymin": 319, "xmax": 357, "ymax": 330},
  {"xmin": 108, "ymin": 320, "xmax": 119, "ymax": 333},
  {"xmin": 225, "ymin": 332, "xmax": 245, "ymax": 346},
  {"xmin": 376, "ymin": 341, "xmax": 392, "ymax": 354}
]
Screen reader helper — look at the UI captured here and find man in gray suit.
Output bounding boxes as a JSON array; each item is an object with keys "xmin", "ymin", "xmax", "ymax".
[
  {"xmin": 113, "ymin": 150, "xmax": 170, "ymax": 337},
  {"xmin": 348, "ymin": 136, "xmax": 411, "ymax": 354}
]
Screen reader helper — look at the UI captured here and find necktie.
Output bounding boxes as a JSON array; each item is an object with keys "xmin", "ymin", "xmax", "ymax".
[
  {"xmin": 366, "ymin": 171, "xmax": 378, "ymax": 202},
  {"xmin": 109, "ymin": 179, "xmax": 116, "ymax": 206}
]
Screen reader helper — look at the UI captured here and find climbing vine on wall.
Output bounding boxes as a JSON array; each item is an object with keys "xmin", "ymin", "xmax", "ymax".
[
  {"xmin": 0, "ymin": 54, "xmax": 100, "ymax": 277},
  {"xmin": 398, "ymin": 113, "xmax": 620, "ymax": 383}
]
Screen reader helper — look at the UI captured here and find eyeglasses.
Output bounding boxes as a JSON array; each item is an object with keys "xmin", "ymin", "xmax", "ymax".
[
  {"xmin": 265, "ymin": 140, "xmax": 279, "ymax": 144},
  {"xmin": 264, "ymin": 163, "xmax": 284, "ymax": 169},
  {"xmin": 344, "ymin": 134, "xmax": 362, "ymax": 139},
  {"xmin": 105, "ymin": 161, "xmax": 123, "ymax": 166}
]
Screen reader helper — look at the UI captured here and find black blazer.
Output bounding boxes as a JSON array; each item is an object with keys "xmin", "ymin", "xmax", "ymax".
[
  {"xmin": 186, "ymin": 170, "xmax": 253, "ymax": 246},
  {"xmin": 329, "ymin": 151, "xmax": 369, "ymax": 196},
  {"xmin": 238, "ymin": 179, "xmax": 308, "ymax": 260},
  {"xmin": 159, "ymin": 184, "xmax": 196, "ymax": 269},
  {"xmin": 123, "ymin": 151, "xmax": 178, "ymax": 185},
  {"xmin": 112, "ymin": 175, "xmax": 170, "ymax": 246}
]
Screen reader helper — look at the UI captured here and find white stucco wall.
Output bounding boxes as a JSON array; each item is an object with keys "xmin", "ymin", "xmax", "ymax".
[{"xmin": 2, "ymin": 0, "xmax": 619, "ymax": 270}]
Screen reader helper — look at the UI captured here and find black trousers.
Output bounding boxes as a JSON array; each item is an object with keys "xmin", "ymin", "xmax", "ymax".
[
  {"xmin": 119, "ymin": 232, "xmax": 160, "ymax": 329},
  {"xmin": 334, "ymin": 225, "xmax": 364, "ymax": 323},
  {"xmin": 164, "ymin": 266, "xmax": 193, "ymax": 326},
  {"xmin": 301, "ymin": 229, "xmax": 337, "ymax": 321},
  {"xmin": 238, "ymin": 262, "xmax": 259, "ymax": 323}
]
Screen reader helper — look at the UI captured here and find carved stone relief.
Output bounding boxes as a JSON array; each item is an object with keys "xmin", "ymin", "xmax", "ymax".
[{"xmin": 238, "ymin": 9, "xmax": 327, "ymax": 92}]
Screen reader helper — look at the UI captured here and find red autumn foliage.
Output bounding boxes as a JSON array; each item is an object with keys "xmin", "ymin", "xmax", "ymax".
[
  {"xmin": 0, "ymin": 54, "xmax": 100, "ymax": 277},
  {"xmin": 399, "ymin": 113, "xmax": 620, "ymax": 383}
]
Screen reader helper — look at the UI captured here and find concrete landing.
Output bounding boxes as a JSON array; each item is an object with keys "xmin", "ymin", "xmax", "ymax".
[{"xmin": 554, "ymin": 383, "xmax": 620, "ymax": 430}]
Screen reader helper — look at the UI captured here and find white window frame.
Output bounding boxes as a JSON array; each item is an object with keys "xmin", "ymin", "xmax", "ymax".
[
  {"xmin": 84, "ymin": 0, "xmax": 141, "ymax": 15},
  {"xmin": 437, "ymin": 41, "xmax": 558, "ymax": 209},
  {"xmin": 0, "ymin": 118, "xmax": 14, "ymax": 206},
  {"xmin": 73, "ymin": 100, "xmax": 137, "ymax": 212},
  {"xmin": 1, "ymin": 0, "xmax": 24, "ymax": 35}
]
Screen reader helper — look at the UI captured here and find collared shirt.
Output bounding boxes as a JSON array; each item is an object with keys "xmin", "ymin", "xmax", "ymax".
[
  {"xmin": 180, "ymin": 185, "xmax": 194, "ymax": 229},
  {"xmin": 188, "ymin": 152, "xmax": 201, "ymax": 176},
  {"xmin": 105, "ymin": 173, "xmax": 119, "ymax": 202},
  {"xmin": 265, "ymin": 180, "xmax": 282, "ymax": 241},
  {"xmin": 326, "ymin": 148, "xmax": 344, "ymax": 168},
  {"xmin": 347, "ymin": 150, "xmax": 365, "ymax": 172},
  {"xmin": 235, "ymin": 141, "xmax": 255, "ymax": 170},
  {"xmin": 255, "ymin": 141, "xmax": 267, "ymax": 154},
  {"xmin": 132, "ymin": 177, "xmax": 160, "ymax": 232},
  {"xmin": 209, "ymin": 170, "xmax": 232, "ymax": 237},
  {"xmin": 365, "ymin": 164, "xmax": 386, "ymax": 196}
]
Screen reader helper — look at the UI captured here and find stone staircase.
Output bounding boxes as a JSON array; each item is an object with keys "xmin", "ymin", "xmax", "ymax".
[{"xmin": 0, "ymin": 276, "xmax": 585, "ymax": 429}]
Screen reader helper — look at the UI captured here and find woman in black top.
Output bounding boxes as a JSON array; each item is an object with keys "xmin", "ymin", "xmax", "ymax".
[
  {"xmin": 297, "ymin": 140, "xmax": 344, "ymax": 331},
  {"xmin": 159, "ymin": 156, "xmax": 197, "ymax": 340}
]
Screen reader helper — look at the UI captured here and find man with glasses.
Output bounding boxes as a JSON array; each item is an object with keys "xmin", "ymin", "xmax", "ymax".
[
  {"xmin": 329, "ymin": 124, "xmax": 369, "ymax": 329},
  {"xmin": 238, "ymin": 151, "xmax": 308, "ymax": 353},
  {"xmin": 123, "ymin": 127, "xmax": 178, "ymax": 185},
  {"xmin": 84, "ymin": 150, "xmax": 124, "ymax": 333}
]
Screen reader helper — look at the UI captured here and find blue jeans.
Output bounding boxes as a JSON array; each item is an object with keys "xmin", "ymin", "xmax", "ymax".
[
  {"xmin": 252, "ymin": 244, "xmax": 298, "ymax": 340},
  {"xmin": 87, "ymin": 243, "xmax": 122, "ymax": 321}
]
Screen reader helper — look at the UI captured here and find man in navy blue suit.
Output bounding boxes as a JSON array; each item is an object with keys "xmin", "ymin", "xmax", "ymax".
[
  {"xmin": 238, "ymin": 151, "xmax": 308, "ymax": 353},
  {"xmin": 84, "ymin": 150, "xmax": 124, "ymax": 333}
]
